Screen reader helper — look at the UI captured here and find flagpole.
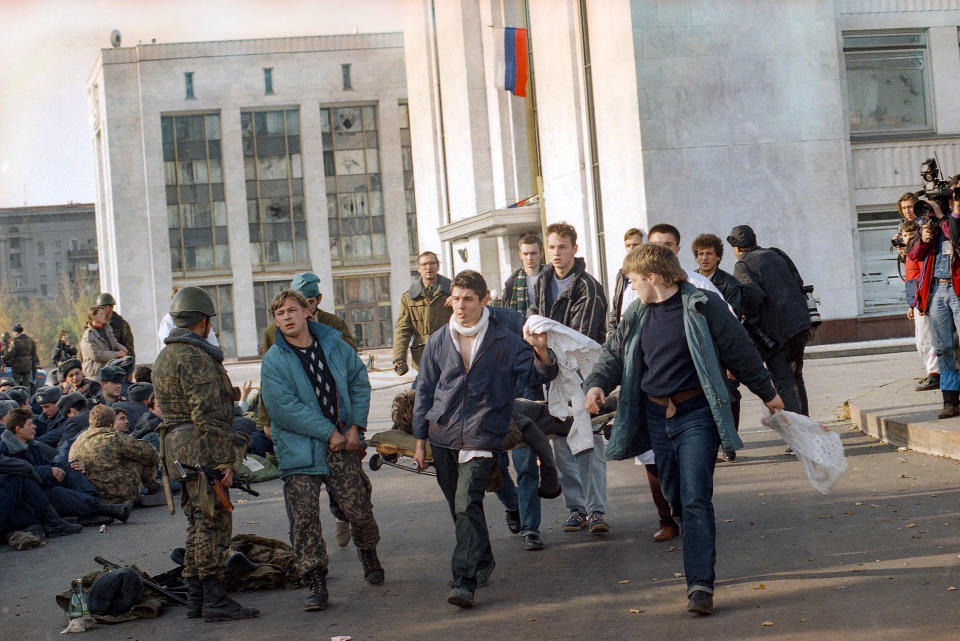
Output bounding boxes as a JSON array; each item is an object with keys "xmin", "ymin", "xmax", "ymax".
[{"xmin": 520, "ymin": 1, "xmax": 546, "ymax": 240}]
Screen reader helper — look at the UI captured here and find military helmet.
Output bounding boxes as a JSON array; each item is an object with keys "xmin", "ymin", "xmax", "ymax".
[
  {"xmin": 170, "ymin": 287, "xmax": 217, "ymax": 317},
  {"xmin": 0, "ymin": 332, "xmax": 9, "ymax": 341},
  {"xmin": 0, "ymin": 377, "xmax": 15, "ymax": 388},
  {"xmin": 96, "ymin": 292, "xmax": 117, "ymax": 306}
]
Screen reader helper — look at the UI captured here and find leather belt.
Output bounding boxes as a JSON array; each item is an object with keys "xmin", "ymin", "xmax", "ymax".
[
  {"xmin": 648, "ymin": 387, "xmax": 704, "ymax": 418},
  {"xmin": 937, "ymin": 278, "xmax": 952, "ymax": 285}
]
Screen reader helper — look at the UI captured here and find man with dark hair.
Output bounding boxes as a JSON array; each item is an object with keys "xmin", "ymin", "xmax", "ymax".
[
  {"xmin": 0, "ymin": 408, "xmax": 132, "ymax": 523},
  {"xmin": 153, "ymin": 286, "xmax": 258, "ymax": 622},
  {"xmin": 0, "ymin": 452, "xmax": 83, "ymax": 539},
  {"xmin": 261, "ymin": 289, "xmax": 382, "ymax": 611},
  {"xmin": 58, "ymin": 357, "xmax": 101, "ymax": 400},
  {"xmin": 133, "ymin": 365, "xmax": 152, "ymax": 383},
  {"xmin": 413, "ymin": 269, "xmax": 557, "ymax": 608},
  {"xmin": 393, "ymin": 251, "xmax": 452, "ymax": 376},
  {"xmin": 528, "ymin": 221, "xmax": 610, "ymax": 535},
  {"xmin": 585, "ymin": 244, "xmax": 782, "ymax": 615},
  {"xmin": 502, "ymin": 233, "xmax": 544, "ymax": 314},
  {"xmin": 728, "ymin": 225, "xmax": 812, "ymax": 420},
  {"xmin": 692, "ymin": 234, "xmax": 742, "ymax": 317},
  {"xmin": 114, "ymin": 382, "xmax": 152, "ymax": 428},
  {"xmin": 94, "ymin": 366, "xmax": 127, "ymax": 407}
]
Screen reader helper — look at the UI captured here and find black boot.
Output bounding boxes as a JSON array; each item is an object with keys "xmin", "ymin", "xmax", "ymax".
[
  {"xmin": 358, "ymin": 547, "xmax": 384, "ymax": 585},
  {"xmin": 940, "ymin": 389, "xmax": 960, "ymax": 419},
  {"xmin": 200, "ymin": 577, "xmax": 259, "ymax": 622},
  {"xmin": 185, "ymin": 576, "xmax": 202, "ymax": 618},
  {"xmin": 303, "ymin": 568, "xmax": 329, "ymax": 611},
  {"xmin": 38, "ymin": 503, "xmax": 82, "ymax": 537},
  {"xmin": 97, "ymin": 500, "xmax": 134, "ymax": 523}
]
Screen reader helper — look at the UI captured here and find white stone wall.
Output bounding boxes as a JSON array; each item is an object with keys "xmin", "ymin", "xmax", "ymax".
[{"xmin": 90, "ymin": 35, "xmax": 411, "ymax": 362}]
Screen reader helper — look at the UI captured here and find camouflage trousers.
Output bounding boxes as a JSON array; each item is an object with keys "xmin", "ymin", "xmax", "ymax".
[
  {"xmin": 181, "ymin": 479, "xmax": 232, "ymax": 580},
  {"xmin": 282, "ymin": 450, "xmax": 380, "ymax": 577}
]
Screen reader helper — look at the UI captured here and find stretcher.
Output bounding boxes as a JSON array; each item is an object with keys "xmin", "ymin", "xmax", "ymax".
[{"xmin": 363, "ymin": 411, "xmax": 616, "ymax": 478}]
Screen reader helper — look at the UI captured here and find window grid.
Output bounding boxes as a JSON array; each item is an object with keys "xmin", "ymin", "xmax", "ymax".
[
  {"xmin": 242, "ymin": 109, "xmax": 309, "ymax": 269},
  {"xmin": 199, "ymin": 283, "xmax": 236, "ymax": 357},
  {"xmin": 253, "ymin": 279, "xmax": 290, "ymax": 351},
  {"xmin": 332, "ymin": 274, "xmax": 392, "ymax": 348},
  {"xmin": 321, "ymin": 104, "xmax": 386, "ymax": 265},
  {"xmin": 399, "ymin": 101, "xmax": 419, "ymax": 257},
  {"xmin": 162, "ymin": 113, "xmax": 230, "ymax": 276}
]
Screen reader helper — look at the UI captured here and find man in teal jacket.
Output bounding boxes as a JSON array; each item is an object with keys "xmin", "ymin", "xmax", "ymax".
[
  {"xmin": 584, "ymin": 244, "xmax": 782, "ymax": 616},
  {"xmin": 260, "ymin": 289, "xmax": 381, "ymax": 612}
]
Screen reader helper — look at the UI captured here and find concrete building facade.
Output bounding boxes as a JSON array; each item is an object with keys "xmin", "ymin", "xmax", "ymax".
[
  {"xmin": 403, "ymin": 0, "xmax": 960, "ymax": 342},
  {"xmin": 0, "ymin": 203, "xmax": 98, "ymax": 299},
  {"xmin": 88, "ymin": 33, "xmax": 416, "ymax": 361}
]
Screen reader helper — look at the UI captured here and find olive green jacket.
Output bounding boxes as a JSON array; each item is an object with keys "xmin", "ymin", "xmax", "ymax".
[
  {"xmin": 391, "ymin": 275, "xmax": 452, "ymax": 369},
  {"xmin": 6, "ymin": 333, "xmax": 38, "ymax": 373},
  {"xmin": 256, "ymin": 309, "xmax": 357, "ymax": 429}
]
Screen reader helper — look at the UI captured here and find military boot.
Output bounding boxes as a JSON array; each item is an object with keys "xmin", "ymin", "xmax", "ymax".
[
  {"xmin": 303, "ymin": 568, "xmax": 329, "ymax": 611},
  {"xmin": 97, "ymin": 499, "xmax": 134, "ymax": 523},
  {"xmin": 185, "ymin": 576, "xmax": 203, "ymax": 618},
  {"xmin": 38, "ymin": 503, "xmax": 82, "ymax": 537},
  {"xmin": 358, "ymin": 547, "xmax": 384, "ymax": 585},
  {"xmin": 200, "ymin": 577, "xmax": 259, "ymax": 622}
]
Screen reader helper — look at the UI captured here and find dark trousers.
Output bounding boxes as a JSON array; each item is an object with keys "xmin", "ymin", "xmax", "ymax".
[
  {"xmin": 432, "ymin": 446, "xmax": 495, "ymax": 592},
  {"xmin": 0, "ymin": 474, "xmax": 48, "ymax": 534},
  {"xmin": 44, "ymin": 469, "xmax": 100, "ymax": 518},
  {"xmin": 765, "ymin": 331, "xmax": 809, "ymax": 415},
  {"xmin": 644, "ymin": 464, "xmax": 678, "ymax": 530}
]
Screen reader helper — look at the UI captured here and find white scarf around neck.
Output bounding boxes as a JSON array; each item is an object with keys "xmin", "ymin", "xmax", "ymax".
[{"xmin": 449, "ymin": 306, "xmax": 490, "ymax": 370}]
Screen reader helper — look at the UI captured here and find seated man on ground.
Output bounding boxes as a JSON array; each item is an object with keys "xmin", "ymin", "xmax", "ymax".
[
  {"xmin": 33, "ymin": 386, "xmax": 65, "ymax": 445},
  {"xmin": 69, "ymin": 405, "xmax": 160, "ymax": 504},
  {"xmin": 0, "ymin": 453, "xmax": 82, "ymax": 540}
]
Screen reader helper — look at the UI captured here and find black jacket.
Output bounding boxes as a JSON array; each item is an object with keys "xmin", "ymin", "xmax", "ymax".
[
  {"xmin": 703, "ymin": 267, "xmax": 743, "ymax": 318},
  {"xmin": 111, "ymin": 400, "xmax": 148, "ymax": 428},
  {"xmin": 607, "ymin": 269, "xmax": 629, "ymax": 339},
  {"xmin": 131, "ymin": 411, "xmax": 162, "ymax": 439},
  {"xmin": 732, "ymin": 247, "xmax": 810, "ymax": 348},
  {"xmin": 528, "ymin": 258, "xmax": 608, "ymax": 345},
  {"xmin": 51, "ymin": 341, "xmax": 77, "ymax": 367}
]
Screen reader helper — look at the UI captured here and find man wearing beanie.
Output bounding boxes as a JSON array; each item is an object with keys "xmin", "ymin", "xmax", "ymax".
[
  {"xmin": 153, "ymin": 286, "xmax": 258, "ymax": 622},
  {"xmin": 58, "ymin": 357, "xmax": 101, "ymax": 400},
  {"xmin": 69, "ymin": 404, "xmax": 159, "ymax": 504}
]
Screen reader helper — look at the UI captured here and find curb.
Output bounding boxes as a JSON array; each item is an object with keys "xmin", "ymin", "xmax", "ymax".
[
  {"xmin": 806, "ymin": 337, "xmax": 914, "ymax": 360},
  {"xmin": 848, "ymin": 378, "xmax": 960, "ymax": 460}
]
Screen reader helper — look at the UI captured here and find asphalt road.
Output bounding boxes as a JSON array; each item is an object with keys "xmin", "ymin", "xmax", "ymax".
[{"xmin": 5, "ymin": 351, "xmax": 960, "ymax": 640}]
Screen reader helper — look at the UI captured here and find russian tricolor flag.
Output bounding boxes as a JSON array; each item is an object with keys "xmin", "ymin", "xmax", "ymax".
[{"xmin": 498, "ymin": 27, "xmax": 528, "ymax": 98}]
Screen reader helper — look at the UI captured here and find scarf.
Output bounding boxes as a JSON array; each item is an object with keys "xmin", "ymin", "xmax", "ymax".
[
  {"xmin": 510, "ymin": 270, "xmax": 530, "ymax": 313},
  {"xmin": 449, "ymin": 307, "xmax": 490, "ymax": 370}
]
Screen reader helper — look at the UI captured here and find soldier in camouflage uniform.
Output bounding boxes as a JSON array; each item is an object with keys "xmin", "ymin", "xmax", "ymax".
[
  {"xmin": 152, "ymin": 286, "xmax": 259, "ymax": 623},
  {"xmin": 68, "ymin": 404, "xmax": 159, "ymax": 503},
  {"xmin": 97, "ymin": 293, "xmax": 136, "ymax": 364},
  {"xmin": 7, "ymin": 324, "xmax": 38, "ymax": 391},
  {"xmin": 260, "ymin": 290, "xmax": 382, "ymax": 612}
]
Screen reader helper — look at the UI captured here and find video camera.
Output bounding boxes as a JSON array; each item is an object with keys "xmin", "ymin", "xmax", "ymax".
[{"xmin": 915, "ymin": 158, "xmax": 960, "ymax": 219}]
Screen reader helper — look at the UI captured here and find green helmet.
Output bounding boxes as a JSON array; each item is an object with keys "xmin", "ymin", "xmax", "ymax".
[
  {"xmin": 0, "ymin": 332, "xmax": 9, "ymax": 341},
  {"xmin": 171, "ymin": 286, "xmax": 217, "ymax": 317},
  {"xmin": 96, "ymin": 292, "xmax": 117, "ymax": 306}
]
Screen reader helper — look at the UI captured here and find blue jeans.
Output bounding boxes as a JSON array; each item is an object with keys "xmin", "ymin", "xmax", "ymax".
[
  {"xmin": 646, "ymin": 404, "xmax": 719, "ymax": 595},
  {"xmin": 929, "ymin": 281, "xmax": 960, "ymax": 391},
  {"xmin": 552, "ymin": 434, "xmax": 606, "ymax": 515},
  {"xmin": 493, "ymin": 450, "xmax": 542, "ymax": 535}
]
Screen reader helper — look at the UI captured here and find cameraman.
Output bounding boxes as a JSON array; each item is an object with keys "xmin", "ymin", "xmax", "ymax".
[
  {"xmin": 910, "ymin": 191, "xmax": 960, "ymax": 417},
  {"xmin": 727, "ymin": 225, "xmax": 811, "ymax": 419},
  {"xmin": 897, "ymin": 214, "xmax": 938, "ymax": 391}
]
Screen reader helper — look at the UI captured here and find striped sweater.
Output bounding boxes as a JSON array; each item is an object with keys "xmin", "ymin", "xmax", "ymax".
[{"xmin": 528, "ymin": 258, "xmax": 608, "ymax": 345}]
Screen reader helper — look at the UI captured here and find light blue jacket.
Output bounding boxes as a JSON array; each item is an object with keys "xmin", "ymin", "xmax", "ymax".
[{"xmin": 260, "ymin": 320, "xmax": 370, "ymax": 478}]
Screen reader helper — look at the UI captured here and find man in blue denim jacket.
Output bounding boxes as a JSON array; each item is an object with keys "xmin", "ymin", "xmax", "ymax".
[{"xmin": 412, "ymin": 270, "xmax": 558, "ymax": 609}]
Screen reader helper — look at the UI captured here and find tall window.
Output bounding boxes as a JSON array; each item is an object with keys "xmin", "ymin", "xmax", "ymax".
[
  {"xmin": 321, "ymin": 105, "xmax": 386, "ymax": 264},
  {"xmin": 399, "ymin": 101, "xmax": 419, "ymax": 256},
  {"xmin": 253, "ymin": 279, "xmax": 290, "ymax": 351},
  {"xmin": 844, "ymin": 31, "xmax": 932, "ymax": 136},
  {"xmin": 162, "ymin": 114, "xmax": 229, "ymax": 275},
  {"xmin": 200, "ymin": 284, "xmax": 236, "ymax": 357},
  {"xmin": 858, "ymin": 210, "xmax": 904, "ymax": 313},
  {"xmin": 242, "ymin": 109, "xmax": 308, "ymax": 268},
  {"xmin": 333, "ymin": 274, "xmax": 392, "ymax": 348}
]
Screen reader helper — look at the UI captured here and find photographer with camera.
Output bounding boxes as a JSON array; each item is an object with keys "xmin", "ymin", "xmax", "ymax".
[
  {"xmin": 907, "ymin": 185, "xmax": 960, "ymax": 418},
  {"xmin": 895, "ymin": 198, "xmax": 939, "ymax": 391},
  {"xmin": 727, "ymin": 226, "xmax": 811, "ymax": 424}
]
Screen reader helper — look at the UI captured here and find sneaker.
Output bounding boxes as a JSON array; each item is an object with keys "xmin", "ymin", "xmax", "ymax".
[
  {"xmin": 504, "ymin": 509, "xmax": 521, "ymax": 534},
  {"xmin": 476, "ymin": 558, "xmax": 496, "ymax": 587},
  {"xmin": 523, "ymin": 533, "xmax": 544, "ymax": 551},
  {"xmin": 447, "ymin": 587, "xmax": 475, "ymax": 608},
  {"xmin": 587, "ymin": 511, "xmax": 609, "ymax": 534},
  {"xmin": 562, "ymin": 511, "xmax": 588, "ymax": 532},
  {"xmin": 335, "ymin": 520, "xmax": 351, "ymax": 547},
  {"xmin": 939, "ymin": 403, "xmax": 959, "ymax": 419},
  {"xmin": 916, "ymin": 374, "xmax": 940, "ymax": 391},
  {"xmin": 687, "ymin": 590, "xmax": 713, "ymax": 615},
  {"xmin": 720, "ymin": 449, "xmax": 736, "ymax": 462}
]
